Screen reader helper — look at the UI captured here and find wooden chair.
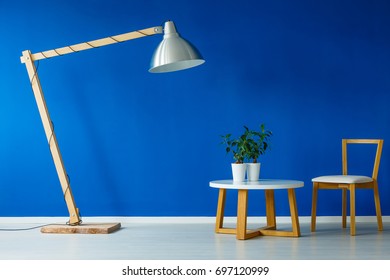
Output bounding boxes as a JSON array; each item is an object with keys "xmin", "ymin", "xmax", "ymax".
[{"xmin": 311, "ymin": 139, "xmax": 384, "ymax": 236}]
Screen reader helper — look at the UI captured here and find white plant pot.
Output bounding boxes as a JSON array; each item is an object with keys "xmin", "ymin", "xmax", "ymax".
[
  {"xmin": 231, "ymin": 163, "xmax": 246, "ymax": 182},
  {"xmin": 247, "ymin": 162, "xmax": 261, "ymax": 181}
]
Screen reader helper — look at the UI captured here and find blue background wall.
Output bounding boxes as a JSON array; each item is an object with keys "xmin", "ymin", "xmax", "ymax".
[{"xmin": 0, "ymin": 0, "xmax": 389, "ymax": 218}]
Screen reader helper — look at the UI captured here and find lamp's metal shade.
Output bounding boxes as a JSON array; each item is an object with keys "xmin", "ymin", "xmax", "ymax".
[{"xmin": 149, "ymin": 21, "xmax": 205, "ymax": 73}]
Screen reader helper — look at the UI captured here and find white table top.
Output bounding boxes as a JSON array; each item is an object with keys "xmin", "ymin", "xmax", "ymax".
[{"xmin": 209, "ymin": 179, "xmax": 304, "ymax": 190}]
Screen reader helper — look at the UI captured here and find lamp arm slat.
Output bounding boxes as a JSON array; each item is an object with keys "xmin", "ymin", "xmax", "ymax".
[
  {"xmin": 19, "ymin": 25, "xmax": 161, "ymax": 226},
  {"xmin": 21, "ymin": 50, "xmax": 81, "ymax": 225},
  {"xmin": 21, "ymin": 26, "xmax": 162, "ymax": 62}
]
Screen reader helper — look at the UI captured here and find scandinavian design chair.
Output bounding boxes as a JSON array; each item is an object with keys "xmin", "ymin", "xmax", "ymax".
[{"xmin": 311, "ymin": 139, "xmax": 384, "ymax": 236}]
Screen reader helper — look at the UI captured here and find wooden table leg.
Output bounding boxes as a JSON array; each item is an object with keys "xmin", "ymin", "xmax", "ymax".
[
  {"xmin": 215, "ymin": 188, "xmax": 226, "ymax": 233},
  {"xmin": 237, "ymin": 189, "xmax": 248, "ymax": 240},
  {"xmin": 213, "ymin": 186, "xmax": 301, "ymax": 239},
  {"xmin": 259, "ymin": 189, "xmax": 301, "ymax": 237},
  {"xmin": 288, "ymin": 188, "xmax": 301, "ymax": 237},
  {"xmin": 265, "ymin": 189, "xmax": 276, "ymax": 229},
  {"xmin": 236, "ymin": 189, "xmax": 260, "ymax": 240}
]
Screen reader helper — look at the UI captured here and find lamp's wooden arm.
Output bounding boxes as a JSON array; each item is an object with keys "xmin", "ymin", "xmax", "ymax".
[
  {"xmin": 21, "ymin": 50, "xmax": 81, "ymax": 225},
  {"xmin": 20, "ymin": 25, "xmax": 162, "ymax": 225},
  {"xmin": 21, "ymin": 26, "xmax": 162, "ymax": 62}
]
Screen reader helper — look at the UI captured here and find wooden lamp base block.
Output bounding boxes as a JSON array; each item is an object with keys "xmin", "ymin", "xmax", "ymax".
[{"xmin": 41, "ymin": 223, "xmax": 121, "ymax": 234}]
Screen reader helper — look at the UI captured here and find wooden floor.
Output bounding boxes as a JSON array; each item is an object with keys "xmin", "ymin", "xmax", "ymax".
[{"xmin": 0, "ymin": 217, "xmax": 389, "ymax": 260}]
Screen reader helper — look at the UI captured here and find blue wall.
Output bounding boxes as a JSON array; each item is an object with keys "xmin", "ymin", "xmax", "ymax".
[{"xmin": 1, "ymin": 0, "xmax": 389, "ymax": 218}]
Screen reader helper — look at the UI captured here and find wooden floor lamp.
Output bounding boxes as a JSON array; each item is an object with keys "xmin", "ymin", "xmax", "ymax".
[{"xmin": 20, "ymin": 21, "xmax": 205, "ymax": 234}]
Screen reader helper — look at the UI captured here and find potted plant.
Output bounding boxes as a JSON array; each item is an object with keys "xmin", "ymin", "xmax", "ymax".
[
  {"xmin": 221, "ymin": 133, "xmax": 247, "ymax": 181},
  {"xmin": 244, "ymin": 124, "xmax": 272, "ymax": 181},
  {"xmin": 221, "ymin": 124, "xmax": 272, "ymax": 181}
]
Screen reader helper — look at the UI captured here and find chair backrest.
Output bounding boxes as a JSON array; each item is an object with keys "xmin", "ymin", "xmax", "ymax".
[{"xmin": 342, "ymin": 139, "xmax": 384, "ymax": 180}]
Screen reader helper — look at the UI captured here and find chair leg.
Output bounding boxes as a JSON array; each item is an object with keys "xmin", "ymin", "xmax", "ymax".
[
  {"xmin": 373, "ymin": 181, "xmax": 383, "ymax": 231},
  {"xmin": 350, "ymin": 184, "xmax": 356, "ymax": 236},
  {"xmin": 311, "ymin": 182, "xmax": 318, "ymax": 232},
  {"xmin": 342, "ymin": 188, "xmax": 347, "ymax": 228}
]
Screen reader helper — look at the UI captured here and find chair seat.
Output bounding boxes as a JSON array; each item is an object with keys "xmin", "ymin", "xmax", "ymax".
[{"xmin": 312, "ymin": 175, "xmax": 373, "ymax": 184}]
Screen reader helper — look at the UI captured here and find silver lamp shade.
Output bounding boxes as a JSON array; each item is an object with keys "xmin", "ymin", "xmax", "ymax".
[{"xmin": 149, "ymin": 21, "xmax": 205, "ymax": 73}]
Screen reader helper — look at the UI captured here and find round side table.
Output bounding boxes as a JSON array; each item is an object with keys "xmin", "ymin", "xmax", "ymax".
[{"xmin": 210, "ymin": 179, "xmax": 304, "ymax": 240}]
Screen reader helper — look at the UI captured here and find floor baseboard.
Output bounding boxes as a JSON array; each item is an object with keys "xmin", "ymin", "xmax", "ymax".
[{"xmin": 0, "ymin": 216, "xmax": 389, "ymax": 224}]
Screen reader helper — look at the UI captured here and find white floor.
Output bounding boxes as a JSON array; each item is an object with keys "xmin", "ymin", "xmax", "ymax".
[{"xmin": 0, "ymin": 217, "xmax": 389, "ymax": 260}]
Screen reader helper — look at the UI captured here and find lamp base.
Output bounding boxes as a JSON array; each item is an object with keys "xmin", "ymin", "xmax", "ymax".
[{"xmin": 41, "ymin": 223, "xmax": 121, "ymax": 234}]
